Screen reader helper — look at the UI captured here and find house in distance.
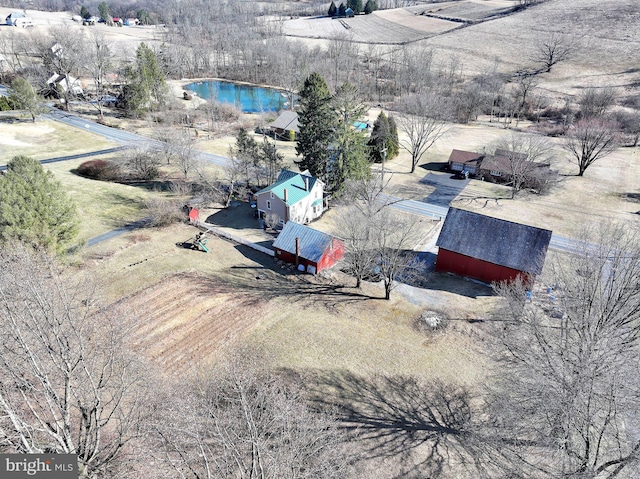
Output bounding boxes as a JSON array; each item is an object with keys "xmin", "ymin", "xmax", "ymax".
[
  {"xmin": 254, "ymin": 170, "xmax": 324, "ymax": 226},
  {"xmin": 435, "ymin": 207, "xmax": 552, "ymax": 285},
  {"xmin": 268, "ymin": 111, "xmax": 299, "ymax": 140}
]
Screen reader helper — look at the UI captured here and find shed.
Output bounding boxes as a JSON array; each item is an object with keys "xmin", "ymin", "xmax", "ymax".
[
  {"xmin": 273, "ymin": 222, "xmax": 344, "ymax": 274},
  {"xmin": 435, "ymin": 208, "xmax": 551, "ymax": 284},
  {"xmin": 268, "ymin": 111, "xmax": 299, "ymax": 140}
]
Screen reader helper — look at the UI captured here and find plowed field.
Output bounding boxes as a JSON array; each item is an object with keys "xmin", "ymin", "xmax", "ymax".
[{"xmin": 120, "ymin": 272, "xmax": 268, "ymax": 372}]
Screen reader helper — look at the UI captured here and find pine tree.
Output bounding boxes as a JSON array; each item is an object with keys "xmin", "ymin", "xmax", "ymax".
[
  {"xmin": 338, "ymin": 3, "xmax": 347, "ymax": 16},
  {"xmin": 80, "ymin": 5, "xmax": 91, "ymax": 19},
  {"xmin": 368, "ymin": 111, "xmax": 399, "ymax": 163},
  {"xmin": 233, "ymin": 128, "xmax": 260, "ymax": 185},
  {"xmin": 9, "ymin": 77, "xmax": 42, "ymax": 122},
  {"xmin": 123, "ymin": 43, "xmax": 167, "ymax": 117},
  {"xmin": 328, "ymin": 1, "xmax": 337, "ymax": 17},
  {"xmin": 364, "ymin": 0, "xmax": 377, "ymax": 14},
  {"xmin": 295, "ymin": 73, "xmax": 335, "ymax": 182},
  {"xmin": 0, "ymin": 156, "xmax": 78, "ymax": 253},
  {"xmin": 330, "ymin": 82, "xmax": 369, "ymax": 193},
  {"xmin": 98, "ymin": 1, "xmax": 110, "ymax": 21},
  {"xmin": 347, "ymin": 0, "xmax": 363, "ymax": 14}
]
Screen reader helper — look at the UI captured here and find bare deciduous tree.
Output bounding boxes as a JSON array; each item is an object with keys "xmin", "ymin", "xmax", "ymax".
[
  {"xmin": 396, "ymin": 94, "xmax": 449, "ymax": 174},
  {"xmin": 39, "ymin": 26, "xmax": 87, "ymax": 111},
  {"xmin": 578, "ymin": 87, "xmax": 618, "ymax": 119},
  {"xmin": 614, "ymin": 109, "xmax": 640, "ymax": 147},
  {"xmin": 530, "ymin": 32, "xmax": 575, "ymax": 73},
  {"xmin": 125, "ymin": 148, "xmax": 161, "ymax": 180},
  {"xmin": 0, "ymin": 247, "xmax": 150, "ymax": 479},
  {"xmin": 565, "ymin": 118, "xmax": 618, "ymax": 176},
  {"xmin": 492, "ymin": 133, "xmax": 555, "ymax": 198},
  {"xmin": 374, "ymin": 208, "xmax": 425, "ymax": 300},
  {"xmin": 85, "ymin": 30, "xmax": 113, "ymax": 119},
  {"xmin": 337, "ymin": 174, "xmax": 424, "ymax": 299},
  {"xmin": 489, "ymin": 224, "xmax": 640, "ymax": 479},
  {"xmin": 154, "ymin": 349, "xmax": 349, "ymax": 479}
]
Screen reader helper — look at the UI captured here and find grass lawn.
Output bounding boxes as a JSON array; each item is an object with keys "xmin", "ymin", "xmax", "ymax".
[
  {"xmin": 0, "ymin": 118, "xmax": 114, "ymax": 164},
  {"xmin": 45, "ymin": 156, "xmax": 178, "ymax": 244}
]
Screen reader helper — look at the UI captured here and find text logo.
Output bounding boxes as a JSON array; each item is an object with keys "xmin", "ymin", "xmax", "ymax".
[{"xmin": 1, "ymin": 455, "xmax": 78, "ymax": 479}]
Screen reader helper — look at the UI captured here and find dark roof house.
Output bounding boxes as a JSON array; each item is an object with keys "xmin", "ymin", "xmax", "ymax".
[
  {"xmin": 273, "ymin": 221, "xmax": 344, "ymax": 274},
  {"xmin": 269, "ymin": 111, "xmax": 299, "ymax": 140},
  {"xmin": 435, "ymin": 208, "xmax": 552, "ymax": 284},
  {"xmin": 448, "ymin": 149, "xmax": 484, "ymax": 174}
]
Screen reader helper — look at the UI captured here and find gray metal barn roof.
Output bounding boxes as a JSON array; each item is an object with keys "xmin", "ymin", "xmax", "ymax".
[
  {"xmin": 436, "ymin": 207, "xmax": 552, "ymax": 275},
  {"xmin": 273, "ymin": 221, "xmax": 335, "ymax": 263}
]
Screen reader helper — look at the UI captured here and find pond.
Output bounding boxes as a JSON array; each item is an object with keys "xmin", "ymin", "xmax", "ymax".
[{"xmin": 184, "ymin": 80, "xmax": 292, "ymax": 113}]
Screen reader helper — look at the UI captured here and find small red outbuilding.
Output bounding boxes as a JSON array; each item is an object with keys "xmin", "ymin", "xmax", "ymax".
[
  {"xmin": 435, "ymin": 208, "xmax": 552, "ymax": 284},
  {"xmin": 272, "ymin": 221, "xmax": 344, "ymax": 274}
]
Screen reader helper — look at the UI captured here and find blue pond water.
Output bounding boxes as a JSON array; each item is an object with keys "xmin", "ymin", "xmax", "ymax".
[{"xmin": 184, "ymin": 80, "xmax": 291, "ymax": 113}]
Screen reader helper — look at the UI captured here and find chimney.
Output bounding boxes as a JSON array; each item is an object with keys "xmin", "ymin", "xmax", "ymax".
[
  {"xmin": 304, "ymin": 177, "xmax": 309, "ymax": 191},
  {"xmin": 283, "ymin": 188, "xmax": 288, "ymax": 203},
  {"xmin": 295, "ymin": 237, "xmax": 300, "ymax": 267}
]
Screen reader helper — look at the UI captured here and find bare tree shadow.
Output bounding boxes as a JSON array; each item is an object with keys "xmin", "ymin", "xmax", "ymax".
[
  {"xmin": 193, "ymin": 244, "xmax": 375, "ymax": 312},
  {"xmin": 298, "ymin": 369, "xmax": 493, "ymax": 478}
]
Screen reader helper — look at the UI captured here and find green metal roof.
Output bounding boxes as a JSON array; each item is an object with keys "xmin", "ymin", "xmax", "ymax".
[{"xmin": 256, "ymin": 170, "xmax": 317, "ymax": 206}]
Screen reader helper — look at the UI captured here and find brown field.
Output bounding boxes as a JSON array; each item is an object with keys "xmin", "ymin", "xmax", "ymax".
[
  {"xmin": 89, "ymin": 222, "xmax": 492, "ymax": 383},
  {"xmin": 425, "ymin": 0, "xmax": 640, "ymax": 93},
  {"xmin": 283, "ymin": 0, "xmax": 516, "ymax": 44}
]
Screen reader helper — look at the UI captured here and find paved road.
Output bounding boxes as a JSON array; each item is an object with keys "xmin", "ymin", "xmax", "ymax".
[
  {"xmin": 38, "ymin": 106, "xmax": 581, "ymax": 254},
  {"xmin": 85, "ymin": 218, "xmax": 152, "ymax": 247},
  {"xmin": 45, "ymin": 108, "xmax": 232, "ymax": 167},
  {"xmin": 0, "ymin": 146, "xmax": 127, "ymax": 171}
]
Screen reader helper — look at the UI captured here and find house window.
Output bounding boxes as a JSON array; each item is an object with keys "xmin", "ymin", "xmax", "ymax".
[
  {"xmin": 270, "ymin": 192, "xmax": 274, "ymax": 199},
  {"xmin": 490, "ymin": 170, "xmax": 503, "ymax": 177},
  {"xmin": 267, "ymin": 200, "xmax": 271, "ymax": 210}
]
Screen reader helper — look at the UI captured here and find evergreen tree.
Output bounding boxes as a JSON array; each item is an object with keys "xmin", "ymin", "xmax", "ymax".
[
  {"xmin": 98, "ymin": 1, "xmax": 110, "ymax": 21},
  {"xmin": 295, "ymin": 73, "xmax": 335, "ymax": 182},
  {"xmin": 330, "ymin": 82, "xmax": 369, "ymax": 193},
  {"xmin": 9, "ymin": 77, "xmax": 42, "ymax": 122},
  {"xmin": 338, "ymin": 3, "xmax": 347, "ymax": 16},
  {"xmin": 0, "ymin": 156, "xmax": 78, "ymax": 253},
  {"xmin": 368, "ymin": 111, "xmax": 399, "ymax": 163},
  {"xmin": 328, "ymin": 1, "xmax": 337, "ymax": 17},
  {"xmin": 364, "ymin": 0, "xmax": 377, "ymax": 14},
  {"xmin": 80, "ymin": 5, "xmax": 91, "ymax": 19},
  {"xmin": 233, "ymin": 128, "xmax": 260, "ymax": 185},
  {"xmin": 347, "ymin": 0, "xmax": 363, "ymax": 14},
  {"xmin": 259, "ymin": 138, "xmax": 285, "ymax": 185},
  {"xmin": 123, "ymin": 43, "xmax": 167, "ymax": 117}
]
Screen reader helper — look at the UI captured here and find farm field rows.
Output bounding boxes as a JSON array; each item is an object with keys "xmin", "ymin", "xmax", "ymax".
[
  {"xmin": 284, "ymin": 11, "xmax": 457, "ymax": 44},
  {"xmin": 88, "ymin": 223, "xmax": 492, "ymax": 384}
]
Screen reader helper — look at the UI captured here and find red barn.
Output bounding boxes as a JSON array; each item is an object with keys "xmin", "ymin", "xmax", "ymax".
[
  {"xmin": 435, "ymin": 208, "xmax": 552, "ymax": 284},
  {"xmin": 272, "ymin": 222, "xmax": 344, "ymax": 274}
]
